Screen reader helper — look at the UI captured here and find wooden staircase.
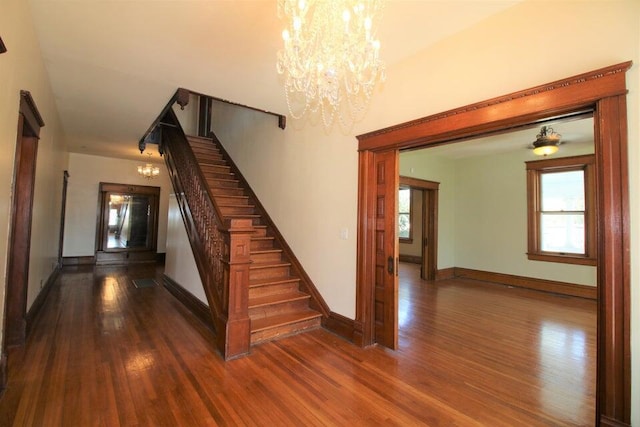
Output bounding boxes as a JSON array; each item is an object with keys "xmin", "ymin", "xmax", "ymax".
[{"xmin": 187, "ymin": 135, "xmax": 322, "ymax": 345}]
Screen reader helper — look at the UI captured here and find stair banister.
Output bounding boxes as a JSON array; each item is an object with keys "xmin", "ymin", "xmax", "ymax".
[{"xmin": 160, "ymin": 107, "xmax": 252, "ymax": 359}]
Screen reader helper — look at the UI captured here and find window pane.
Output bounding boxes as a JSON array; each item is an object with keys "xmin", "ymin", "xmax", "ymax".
[
  {"xmin": 398, "ymin": 188, "xmax": 410, "ymax": 214},
  {"xmin": 541, "ymin": 171, "xmax": 584, "ymax": 211},
  {"xmin": 540, "ymin": 213, "xmax": 585, "ymax": 254},
  {"xmin": 399, "ymin": 213, "xmax": 410, "ymax": 238}
]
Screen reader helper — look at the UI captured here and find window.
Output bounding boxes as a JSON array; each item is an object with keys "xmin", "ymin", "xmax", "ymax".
[
  {"xmin": 398, "ymin": 187, "xmax": 412, "ymax": 242},
  {"xmin": 526, "ymin": 154, "xmax": 596, "ymax": 265}
]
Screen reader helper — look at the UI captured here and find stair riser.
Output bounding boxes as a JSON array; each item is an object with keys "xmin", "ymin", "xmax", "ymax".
[
  {"xmin": 200, "ymin": 165, "xmax": 230, "ymax": 174},
  {"xmin": 219, "ymin": 206, "xmax": 256, "ymax": 216},
  {"xmin": 193, "ymin": 151, "xmax": 224, "ymax": 163},
  {"xmin": 249, "ymin": 298, "xmax": 310, "ymax": 320},
  {"xmin": 215, "ymin": 196, "xmax": 250, "ymax": 206},
  {"xmin": 250, "ymin": 252, "xmax": 282, "ymax": 264},
  {"xmin": 250, "ymin": 239, "xmax": 275, "ymax": 250},
  {"xmin": 251, "ymin": 317, "xmax": 321, "ymax": 345},
  {"xmin": 207, "ymin": 179, "xmax": 240, "ymax": 189},
  {"xmin": 211, "ymin": 187, "xmax": 245, "ymax": 197},
  {"xmin": 249, "ymin": 282, "xmax": 299, "ymax": 299},
  {"xmin": 250, "ymin": 265, "xmax": 290, "ymax": 280},
  {"xmin": 204, "ymin": 172, "xmax": 236, "ymax": 181},
  {"xmin": 198, "ymin": 159, "xmax": 227, "ymax": 167},
  {"xmin": 252, "ymin": 227, "xmax": 268, "ymax": 237}
]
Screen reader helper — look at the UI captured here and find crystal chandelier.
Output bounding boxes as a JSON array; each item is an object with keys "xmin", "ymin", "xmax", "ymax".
[
  {"xmin": 277, "ymin": 0, "xmax": 386, "ymax": 127},
  {"xmin": 137, "ymin": 153, "xmax": 160, "ymax": 179}
]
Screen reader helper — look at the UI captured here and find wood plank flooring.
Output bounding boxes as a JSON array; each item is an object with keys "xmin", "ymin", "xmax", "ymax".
[{"xmin": 0, "ymin": 262, "xmax": 596, "ymax": 426}]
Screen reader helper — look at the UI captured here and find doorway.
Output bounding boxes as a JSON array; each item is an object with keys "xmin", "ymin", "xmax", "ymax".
[
  {"xmin": 356, "ymin": 62, "xmax": 631, "ymax": 424},
  {"xmin": 399, "ymin": 176, "xmax": 438, "ymax": 281},
  {"xmin": 95, "ymin": 182, "xmax": 160, "ymax": 265}
]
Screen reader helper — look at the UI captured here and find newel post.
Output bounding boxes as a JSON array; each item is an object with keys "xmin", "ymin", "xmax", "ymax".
[{"xmin": 222, "ymin": 218, "xmax": 253, "ymax": 359}]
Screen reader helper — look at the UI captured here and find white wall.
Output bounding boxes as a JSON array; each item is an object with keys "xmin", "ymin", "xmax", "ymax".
[
  {"xmin": 212, "ymin": 101, "xmax": 359, "ymax": 318},
  {"xmin": 457, "ymin": 147, "xmax": 596, "ymax": 285},
  {"xmin": 0, "ymin": 0, "xmax": 69, "ymax": 346},
  {"xmin": 213, "ymin": 1, "xmax": 639, "ymax": 421},
  {"xmin": 164, "ymin": 195, "xmax": 206, "ymax": 303},
  {"xmin": 63, "ymin": 152, "xmax": 173, "ymax": 257}
]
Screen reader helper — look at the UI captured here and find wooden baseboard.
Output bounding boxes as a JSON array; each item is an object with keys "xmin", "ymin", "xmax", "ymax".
[
  {"xmin": 162, "ymin": 275, "xmax": 214, "ymax": 331},
  {"xmin": 436, "ymin": 267, "xmax": 455, "ymax": 281},
  {"xmin": 0, "ymin": 352, "xmax": 6, "ymax": 395},
  {"xmin": 399, "ymin": 254, "xmax": 421, "ymax": 264},
  {"xmin": 322, "ymin": 312, "xmax": 357, "ymax": 343},
  {"xmin": 62, "ymin": 256, "xmax": 95, "ymax": 266},
  {"xmin": 26, "ymin": 266, "xmax": 60, "ymax": 335},
  {"xmin": 453, "ymin": 267, "xmax": 597, "ymax": 300},
  {"xmin": 599, "ymin": 415, "xmax": 631, "ymax": 427}
]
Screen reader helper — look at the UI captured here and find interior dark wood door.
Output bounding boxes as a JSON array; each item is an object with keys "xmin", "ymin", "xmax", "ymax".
[{"xmin": 373, "ymin": 150, "xmax": 398, "ymax": 349}]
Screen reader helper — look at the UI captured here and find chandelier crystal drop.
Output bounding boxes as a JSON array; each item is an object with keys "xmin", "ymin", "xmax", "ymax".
[{"xmin": 277, "ymin": 0, "xmax": 386, "ymax": 128}]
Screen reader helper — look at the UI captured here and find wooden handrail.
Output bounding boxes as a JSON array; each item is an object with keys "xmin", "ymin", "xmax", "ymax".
[{"xmin": 139, "ymin": 88, "xmax": 286, "ymax": 152}]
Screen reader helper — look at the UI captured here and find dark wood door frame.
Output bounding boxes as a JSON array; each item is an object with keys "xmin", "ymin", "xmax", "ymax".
[
  {"xmin": 57, "ymin": 171, "xmax": 70, "ymax": 267},
  {"xmin": 3, "ymin": 91, "xmax": 45, "ymax": 352},
  {"xmin": 357, "ymin": 62, "xmax": 632, "ymax": 425},
  {"xmin": 399, "ymin": 176, "xmax": 439, "ymax": 280}
]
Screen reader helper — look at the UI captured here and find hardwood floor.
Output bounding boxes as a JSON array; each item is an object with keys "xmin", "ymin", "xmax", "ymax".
[{"xmin": 0, "ymin": 262, "xmax": 596, "ymax": 426}]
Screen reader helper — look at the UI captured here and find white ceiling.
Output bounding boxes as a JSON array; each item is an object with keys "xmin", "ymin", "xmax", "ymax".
[{"xmin": 29, "ymin": 0, "xmax": 523, "ymax": 163}]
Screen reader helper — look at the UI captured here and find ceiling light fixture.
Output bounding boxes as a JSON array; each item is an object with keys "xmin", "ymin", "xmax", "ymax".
[
  {"xmin": 276, "ymin": 0, "xmax": 386, "ymax": 128},
  {"xmin": 532, "ymin": 126, "xmax": 561, "ymax": 156},
  {"xmin": 137, "ymin": 153, "xmax": 160, "ymax": 179}
]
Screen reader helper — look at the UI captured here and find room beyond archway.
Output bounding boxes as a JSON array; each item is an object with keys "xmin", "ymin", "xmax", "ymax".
[{"xmin": 356, "ymin": 62, "xmax": 631, "ymax": 425}]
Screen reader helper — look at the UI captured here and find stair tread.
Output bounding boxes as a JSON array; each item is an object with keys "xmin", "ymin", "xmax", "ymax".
[
  {"xmin": 219, "ymin": 203, "xmax": 255, "ymax": 208},
  {"xmin": 252, "ymin": 236, "xmax": 274, "ymax": 240},
  {"xmin": 207, "ymin": 176, "xmax": 237, "ymax": 181},
  {"xmin": 226, "ymin": 214, "xmax": 261, "ymax": 218},
  {"xmin": 250, "ymin": 277, "xmax": 300, "ymax": 287},
  {"xmin": 251, "ymin": 309, "xmax": 322, "ymax": 332},
  {"xmin": 215, "ymin": 195, "xmax": 248, "ymax": 200},
  {"xmin": 250, "ymin": 262, "xmax": 290, "ymax": 269},
  {"xmin": 249, "ymin": 291, "xmax": 310, "ymax": 308},
  {"xmin": 251, "ymin": 249, "xmax": 282, "ymax": 254}
]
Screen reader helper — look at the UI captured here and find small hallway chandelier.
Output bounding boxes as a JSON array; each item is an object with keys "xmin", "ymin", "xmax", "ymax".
[
  {"xmin": 137, "ymin": 153, "xmax": 160, "ymax": 179},
  {"xmin": 277, "ymin": 0, "xmax": 386, "ymax": 128}
]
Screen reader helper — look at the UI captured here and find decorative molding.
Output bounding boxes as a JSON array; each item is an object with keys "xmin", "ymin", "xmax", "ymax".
[
  {"xmin": 162, "ymin": 275, "xmax": 214, "ymax": 331},
  {"xmin": 357, "ymin": 61, "xmax": 631, "ymax": 144},
  {"xmin": 19, "ymin": 90, "xmax": 45, "ymax": 137},
  {"xmin": 322, "ymin": 312, "xmax": 357, "ymax": 343},
  {"xmin": 436, "ymin": 267, "xmax": 455, "ymax": 281},
  {"xmin": 399, "ymin": 254, "xmax": 421, "ymax": 264},
  {"xmin": 453, "ymin": 267, "xmax": 597, "ymax": 300},
  {"xmin": 26, "ymin": 266, "xmax": 60, "ymax": 335},
  {"xmin": 62, "ymin": 256, "xmax": 96, "ymax": 266}
]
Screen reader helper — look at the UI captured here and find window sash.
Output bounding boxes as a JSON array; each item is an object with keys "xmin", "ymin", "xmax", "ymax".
[{"xmin": 526, "ymin": 154, "xmax": 596, "ymax": 266}]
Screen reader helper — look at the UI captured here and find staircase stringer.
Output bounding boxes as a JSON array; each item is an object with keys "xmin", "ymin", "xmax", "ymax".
[
  {"xmin": 211, "ymin": 133, "xmax": 331, "ymax": 319},
  {"xmin": 160, "ymin": 110, "xmax": 251, "ymax": 359}
]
